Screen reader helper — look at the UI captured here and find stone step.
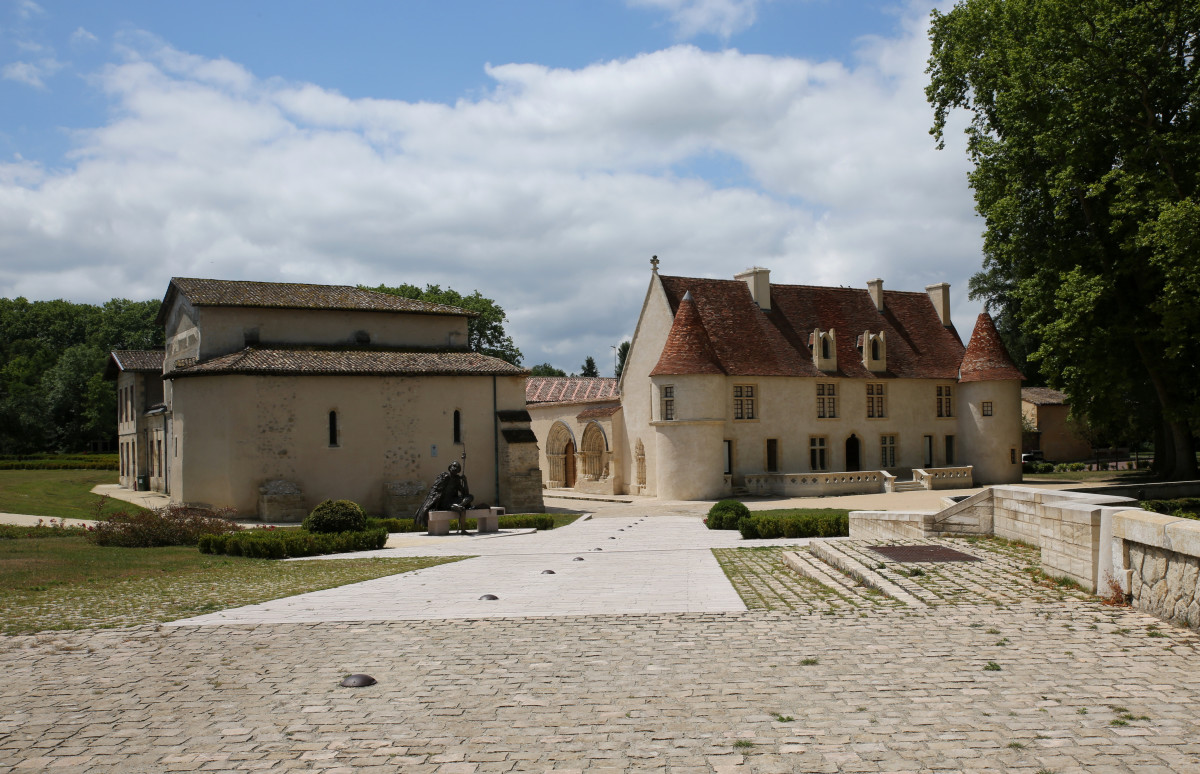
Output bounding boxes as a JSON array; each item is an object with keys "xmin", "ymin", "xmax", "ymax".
[
  {"xmin": 808, "ymin": 540, "xmax": 930, "ymax": 607},
  {"xmin": 893, "ymin": 481, "xmax": 925, "ymax": 492}
]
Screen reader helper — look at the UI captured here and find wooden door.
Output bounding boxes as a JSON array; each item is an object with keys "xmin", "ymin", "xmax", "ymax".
[{"xmin": 564, "ymin": 440, "xmax": 577, "ymax": 488}]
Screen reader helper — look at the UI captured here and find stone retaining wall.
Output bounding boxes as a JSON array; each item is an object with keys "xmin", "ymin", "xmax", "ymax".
[{"xmin": 850, "ymin": 484, "xmax": 1200, "ymax": 629}]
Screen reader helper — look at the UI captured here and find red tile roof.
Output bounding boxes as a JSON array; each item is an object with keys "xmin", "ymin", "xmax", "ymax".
[
  {"xmin": 109, "ymin": 350, "xmax": 165, "ymax": 372},
  {"xmin": 166, "ymin": 348, "xmax": 524, "ymax": 378},
  {"xmin": 1022, "ymin": 387, "xmax": 1067, "ymax": 406},
  {"xmin": 959, "ymin": 313, "xmax": 1024, "ymax": 383},
  {"xmin": 576, "ymin": 403, "xmax": 622, "ymax": 420},
  {"xmin": 657, "ymin": 276, "xmax": 967, "ymax": 379},
  {"xmin": 158, "ymin": 278, "xmax": 471, "ymax": 324},
  {"xmin": 651, "ymin": 291, "xmax": 724, "ymax": 376},
  {"xmin": 525, "ymin": 377, "xmax": 619, "ymax": 404}
]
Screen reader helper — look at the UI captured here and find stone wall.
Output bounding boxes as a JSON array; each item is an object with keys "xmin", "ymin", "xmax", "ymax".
[
  {"xmin": 1114, "ymin": 511, "xmax": 1200, "ymax": 629},
  {"xmin": 914, "ymin": 466, "xmax": 973, "ymax": 490},
  {"xmin": 497, "ymin": 413, "xmax": 545, "ymax": 514}
]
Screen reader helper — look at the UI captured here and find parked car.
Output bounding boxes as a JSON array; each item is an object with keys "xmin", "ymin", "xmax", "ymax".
[{"xmin": 1021, "ymin": 451, "xmax": 1045, "ymax": 464}]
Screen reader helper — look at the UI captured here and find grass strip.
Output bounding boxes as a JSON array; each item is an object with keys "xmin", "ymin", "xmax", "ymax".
[
  {"xmin": 0, "ymin": 535, "xmax": 466, "ymax": 634},
  {"xmin": 0, "ymin": 469, "xmax": 145, "ymax": 519}
]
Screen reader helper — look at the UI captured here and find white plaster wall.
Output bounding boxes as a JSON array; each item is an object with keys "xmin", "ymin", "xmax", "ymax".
[
  {"xmin": 615, "ymin": 274, "xmax": 673, "ymax": 496},
  {"xmin": 170, "ymin": 373, "xmax": 525, "ymax": 516},
  {"xmin": 959, "ymin": 380, "xmax": 1022, "ymax": 484},
  {"xmin": 192, "ymin": 306, "xmax": 468, "ymax": 360}
]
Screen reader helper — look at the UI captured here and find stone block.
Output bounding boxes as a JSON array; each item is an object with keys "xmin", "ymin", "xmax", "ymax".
[
  {"xmin": 257, "ymin": 480, "xmax": 307, "ymax": 523},
  {"xmin": 427, "ymin": 510, "xmax": 456, "ymax": 536},
  {"xmin": 1165, "ymin": 519, "xmax": 1200, "ymax": 559},
  {"xmin": 383, "ymin": 480, "xmax": 427, "ymax": 519},
  {"xmin": 1114, "ymin": 511, "xmax": 1175, "ymax": 549}
]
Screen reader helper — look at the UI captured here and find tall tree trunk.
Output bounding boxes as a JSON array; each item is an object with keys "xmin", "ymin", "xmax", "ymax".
[{"xmin": 1134, "ymin": 340, "xmax": 1197, "ymax": 480}]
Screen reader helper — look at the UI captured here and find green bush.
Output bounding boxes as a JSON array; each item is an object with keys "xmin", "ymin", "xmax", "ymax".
[
  {"xmin": 737, "ymin": 511, "xmax": 849, "ymax": 540},
  {"xmin": 302, "ymin": 499, "xmax": 367, "ymax": 533},
  {"xmin": 707, "ymin": 499, "xmax": 751, "ymax": 530},
  {"xmin": 89, "ymin": 504, "xmax": 242, "ymax": 547},
  {"xmin": 199, "ymin": 527, "xmax": 387, "ymax": 558},
  {"xmin": 1141, "ymin": 499, "xmax": 1200, "ymax": 521}
]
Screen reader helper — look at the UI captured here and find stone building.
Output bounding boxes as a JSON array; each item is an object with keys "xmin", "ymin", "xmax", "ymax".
[
  {"xmin": 531, "ymin": 262, "xmax": 1024, "ymax": 500},
  {"xmin": 1021, "ymin": 387, "xmax": 1092, "ymax": 462},
  {"xmin": 108, "ymin": 278, "xmax": 543, "ymax": 518},
  {"xmin": 526, "ymin": 377, "xmax": 621, "ymax": 495}
]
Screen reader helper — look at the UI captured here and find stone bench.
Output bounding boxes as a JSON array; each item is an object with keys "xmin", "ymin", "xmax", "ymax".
[{"xmin": 428, "ymin": 507, "xmax": 505, "ymax": 536}]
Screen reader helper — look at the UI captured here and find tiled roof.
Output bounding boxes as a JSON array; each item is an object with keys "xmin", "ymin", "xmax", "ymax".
[
  {"xmin": 657, "ymin": 276, "xmax": 966, "ymax": 379},
  {"xmin": 1022, "ymin": 386, "xmax": 1068, "ymax": 406},
  {"xmin": 525, "ymin": 377, "xmax": 619, "ymax": 404},
  {"xmin": 166, "ymin": 348, "xmax": 524, "ymax": 378},
  {"xmin": 577, "ymin": 403, "xmax": 622, "ymax": 420},
  {"xmin": 109, "ymin": 350, "xmax": 165, "ymax": 372},
  {"xmin": 158, "ymin": 278, "xmax": 471, "ymax": 324},
  {"xmin": 650, "ymin": 291, "xmax": 724, "ymax": 376},
  {"xmin": 959, "ymin": 313, "xmax": 1024, "ymax": 383}
]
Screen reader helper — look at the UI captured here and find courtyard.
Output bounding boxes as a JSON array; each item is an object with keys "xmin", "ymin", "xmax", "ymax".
[{"xmin": 2, "ymin": 498, "xmax": 1198, "ymax": 772}]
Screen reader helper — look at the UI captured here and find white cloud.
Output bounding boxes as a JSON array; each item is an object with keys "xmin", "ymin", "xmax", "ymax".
[
  {"xmin": 628, "ymin": 0, "xmax": 760, "ymax": 39},
  {"xmin": 70, "ymin": 27, "xmax": 98, "ymax": 47},
  {"xmin": 0, "ymin": 10, "xmax": 984, "ymax": 371},
  {"xmin": 14, "ymin": 0, "xmax": 44, "ymax": 21},
  {"xmin": 1, "ymin": 56, "xmax": 63, "ymax": 88}
]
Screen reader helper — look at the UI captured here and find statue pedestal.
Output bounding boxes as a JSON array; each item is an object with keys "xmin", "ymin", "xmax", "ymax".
[{"xmin": 427, "ymin": 508, "xmax": 504, "ymax": 536}]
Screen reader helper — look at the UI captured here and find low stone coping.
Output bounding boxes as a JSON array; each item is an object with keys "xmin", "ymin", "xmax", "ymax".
[{"xmin": 1115, "ymin": 509, "xmax": 1200, "ymax": 558}]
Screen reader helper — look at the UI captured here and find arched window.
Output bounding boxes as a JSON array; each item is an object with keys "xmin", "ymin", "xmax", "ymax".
[
  {"xmin": 328, "ymin": 411, "xmax": 339, "ymax": 447},
  {"xmin": 822, "ymin": 337, "xmax": 831, "ymax": 359},
  {"xmin": 453, "ymin": 410, "xmax": 462, "ymax": 444},
  {"xmin": 871, "ymin": 338, "xmax": 880, "ymax": 360}
]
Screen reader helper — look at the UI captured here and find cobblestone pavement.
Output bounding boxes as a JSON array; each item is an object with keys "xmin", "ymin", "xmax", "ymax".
[{"xmin": 4, "ymin": 508, "xmax": 1200, "ymax": 772}]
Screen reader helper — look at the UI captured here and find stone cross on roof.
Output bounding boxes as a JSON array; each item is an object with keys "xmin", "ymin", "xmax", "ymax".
[{"xmin": 650, "ymin": 255, "xmax": 659, "ymax": 272}]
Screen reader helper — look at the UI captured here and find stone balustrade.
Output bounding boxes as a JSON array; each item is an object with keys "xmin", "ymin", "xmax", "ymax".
[
  {"xmin": 913, "ymin": 466, "xmax": 973, "ymax": 490},
  {"xmin": 745, "ymin": 471, "xmax": 887, "ymax": 497}
]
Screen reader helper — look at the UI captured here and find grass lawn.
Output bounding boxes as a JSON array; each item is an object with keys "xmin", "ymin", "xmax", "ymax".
[
  {"xmin": 0, "ymin": 534, "xmax": 466, "ymax": 634},
  {"xmin": 0, "ymin": 469, "xmax": 145, "ymax": 520},
  {"xmin": 1022, "ymin": 468, "xmax": 1155, "ymax": 484}
]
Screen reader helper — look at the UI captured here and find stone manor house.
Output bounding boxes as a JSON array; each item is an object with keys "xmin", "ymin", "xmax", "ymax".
[
  {"xmin": 108, "ymin": 278, "xmax": 544, "ymax": 518},
  {"xmin": 528, "ymin": 263, "xmax": 1024, "ymax": 500}
]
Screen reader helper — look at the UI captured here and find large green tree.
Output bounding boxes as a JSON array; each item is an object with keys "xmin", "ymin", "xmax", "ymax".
[
  {"xmin": 0, "ymin": 297, "xmax": 162, "ymax": 453},
  {"xmin": 927, "ymin": 0, "xmax": 1200, "ymax": 478},
  {"xmin": 364, "ymin": 283, "xmax": 522, "ymax": 366}
]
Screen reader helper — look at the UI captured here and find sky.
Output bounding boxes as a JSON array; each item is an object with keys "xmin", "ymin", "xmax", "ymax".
[{"xmin": 0, "ymin": 0, "xmax": 982, "ymax": 374}]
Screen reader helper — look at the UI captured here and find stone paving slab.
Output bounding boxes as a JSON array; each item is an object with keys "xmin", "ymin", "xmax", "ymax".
[
  {"xmin": 170, "ymin": 516, "xmax": 800, "ymax": 625},
  {"xmin": 3, "ymin": 606, "xmax": 1199, "ymax": 772}
]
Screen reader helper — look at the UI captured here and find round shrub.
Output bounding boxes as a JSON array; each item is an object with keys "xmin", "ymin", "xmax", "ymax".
[
  {"xmin": 707, "ymin": 499, "xmax": 751, "ymax": 530},
  {"xmin": 302, "ymin": 499, "xmax": 367, "ymax": 533}
]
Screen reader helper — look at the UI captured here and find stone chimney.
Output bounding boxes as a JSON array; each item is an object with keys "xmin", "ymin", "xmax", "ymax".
[
  {"xmin": 867, "ymin": 278, "xmax": 884, "ymax": 312},
  {"xmin": 735, "ymin": 267, "xmax": 771, "ymax": 311},
  {"xmin": 926, "ymin": 282, "xmax": 951, "ymax": 327}
]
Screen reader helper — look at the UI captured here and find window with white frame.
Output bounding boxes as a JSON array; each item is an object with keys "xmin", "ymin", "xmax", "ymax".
[
  {"xmin": 661, "ymin": 385, "xmax": 675, "ymax": 421},
  {"xmin": 936, "ymin": 384, "xmax": 954, "ymax": 417},
  {"xmin": 880, "ymin": 435, "xmax": 896, "ymax": 468},
  {"xmin": 816, "ymin": 383, "xmax": 837, "ymax": 418},
  {"xmin": 809, "ymin": 436, "xmax": 827, "ymax": 471},
  {"xmin": 867, "ymin": 383, "xmax": 886, "ymax": 418},
  {"xmin": 733, "ymin": 385, "xmax": 756, "ymax": 420}
]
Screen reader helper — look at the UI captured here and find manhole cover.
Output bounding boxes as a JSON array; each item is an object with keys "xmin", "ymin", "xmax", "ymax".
[{"xmin": 869, "ymin": 545, "xmax": 981, "ymax": 563}]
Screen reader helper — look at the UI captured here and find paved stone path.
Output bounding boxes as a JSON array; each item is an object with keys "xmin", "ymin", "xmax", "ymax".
[{"xmin": 4, "ymin": 502, "xmax": 1200, "ymax": 772}]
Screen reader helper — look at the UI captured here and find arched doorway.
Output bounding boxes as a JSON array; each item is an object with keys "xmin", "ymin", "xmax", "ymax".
[
  {"xmin": 563, "ymin": 440, "xmax": 577, "ymax": 487},
  {"xmin": 845, "ymin": 434, "xmax": 861, "ymax": 472}
]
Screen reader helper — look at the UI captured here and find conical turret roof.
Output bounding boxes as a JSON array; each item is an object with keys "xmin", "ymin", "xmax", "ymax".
[
  {"xmin": 959, "ymin": 312, "xmax": 1024, "ymax": 382},
  {"xmin": 650, "ymin": 291, "xmax": 725, "ymax": 376}
]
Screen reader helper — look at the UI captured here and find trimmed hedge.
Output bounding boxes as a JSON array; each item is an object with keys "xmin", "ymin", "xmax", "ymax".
[
  {"xmin": 738, "ymin": 511, "xmax": 849, "ymax": 540},
  {"xmin": 366, "ymin": 514, "xmax": 556, "ymax": 533},
  {"xmin": 0, "ymin": 460, "xmax": 118, "ymax": 470},
  {"xmin": 199, "ymin": 527, "xmax": 388, "ymax": 558},
  {"xmin": 706, "ymin": 499, "xmax": 751, "ymax": 530}
]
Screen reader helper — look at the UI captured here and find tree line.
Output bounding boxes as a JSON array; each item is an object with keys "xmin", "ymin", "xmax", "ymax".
[{"xmin": 0, "ymin": 298, "xmax": 163, "ymax": 454}]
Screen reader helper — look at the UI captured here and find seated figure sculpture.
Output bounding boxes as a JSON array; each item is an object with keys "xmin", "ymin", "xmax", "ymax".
[{"xmin": 414, "ymin": 460, "xmax": 473, "ymax": 532}]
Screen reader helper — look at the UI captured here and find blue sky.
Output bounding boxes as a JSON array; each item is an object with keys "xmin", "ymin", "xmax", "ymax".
[{"xmin": 0, "ymin": 0, "xmax": 979, "ymax": 373}]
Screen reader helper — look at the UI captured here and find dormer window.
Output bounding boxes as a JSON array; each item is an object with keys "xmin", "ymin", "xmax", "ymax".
[
  {"xmin": 860, "ymin": 331, "xmax": 886, "ymax": 372},
  {"xmin": 811, "ymin": 328, "xmax": 837, "ymax": 372}
]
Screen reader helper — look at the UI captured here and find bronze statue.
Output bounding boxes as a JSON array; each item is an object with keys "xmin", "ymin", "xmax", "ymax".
[{"xmin": 414, "ymin": 460, "xmax": 473, "ymax": 532}]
